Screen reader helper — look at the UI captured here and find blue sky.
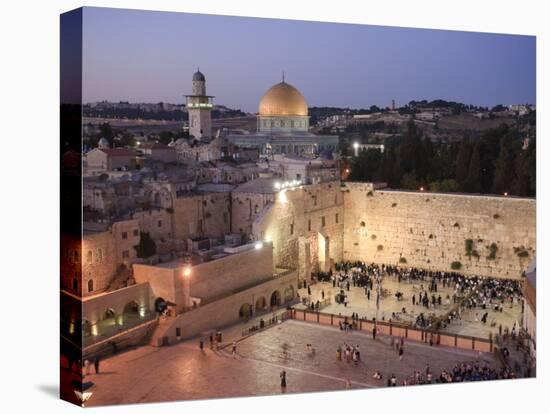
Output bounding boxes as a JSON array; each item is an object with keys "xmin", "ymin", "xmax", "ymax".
[{"xmin": 82, "ymin": 7, "xmax": 536, "ymax": 112}]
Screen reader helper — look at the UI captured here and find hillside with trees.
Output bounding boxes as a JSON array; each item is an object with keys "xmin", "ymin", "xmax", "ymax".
[{"xmin": 348, "ymin": 118, "xmax": 536, "ymax": 197}]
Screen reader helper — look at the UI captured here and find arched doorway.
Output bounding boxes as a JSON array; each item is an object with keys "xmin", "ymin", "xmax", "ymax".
[
  {"xmin": 123, "ymin": 300, "xmax": 140, "ymax": 324},
  {"xmin": 104, "ymin": 308, "xmax": 115, "ymax": 321},
  {"xmin": 255, "ymin": 296, "xmax": 267, "ymax": 312},
  {"xmin": 123, "ymin": 300, "xmax": 139, "ymax": 314},
  {"xmin": 239, "ymin": 303, "xmax": 252, "ymax": 319},
  {"xmin": 270, "ymin": 290, "xmax": 282, "ymax": 308},
  {"xmin": 284, "ymin": 285, "xmax": 295, "ymax": 302}
]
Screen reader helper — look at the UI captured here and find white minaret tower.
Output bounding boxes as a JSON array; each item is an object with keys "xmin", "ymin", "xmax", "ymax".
[{"xmin": 185, "ymin": 68, "xmax": 214, "ymax": 139}]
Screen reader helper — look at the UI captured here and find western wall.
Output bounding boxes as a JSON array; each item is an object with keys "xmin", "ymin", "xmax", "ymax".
[
  {"xmin": 253, "ymin": 182, "xmax": 535, "ymax": 280},
  {"xmin": 342, "ymin": 182, "xmax": 536, "ymax": 279}
]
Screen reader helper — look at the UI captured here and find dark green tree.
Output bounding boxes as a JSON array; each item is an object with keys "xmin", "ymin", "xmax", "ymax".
[
  {"xmin": 455, "ymin": 135, "xmax": 472, "ymax": 188},
  {"xmin": 492, "ymin": 135, "xmax": 515, "ymax": 194},
  {"xmin": 465, "ymin": 143, "xmax": 482, "ymax": 193}
]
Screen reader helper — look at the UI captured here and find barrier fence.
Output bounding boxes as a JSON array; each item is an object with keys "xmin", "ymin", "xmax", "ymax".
[{"xmin": 289, "ymin": 308, "xmax": 494, "ymax": 353}]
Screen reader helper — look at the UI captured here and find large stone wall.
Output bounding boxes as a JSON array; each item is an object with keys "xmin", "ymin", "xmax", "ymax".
[
  {"xmin": 189, "ymin": 243, "xmax": 274, "ymax": 301},
  {"xmin": 172, "ymin": 192, "xmax": 231, "ymax": 241},
  {"xmin": 342, "ymin": 183, "xmax": 536, "ymax": 279},
  {"xmin": 253, "ymin": 182, "xmax": 344, "ymax": 279}
]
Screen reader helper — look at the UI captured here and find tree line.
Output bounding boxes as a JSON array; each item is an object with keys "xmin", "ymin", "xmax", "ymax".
[{"xmin": 348, "ymin": 120, "xmax": 536, "ymax": 197}]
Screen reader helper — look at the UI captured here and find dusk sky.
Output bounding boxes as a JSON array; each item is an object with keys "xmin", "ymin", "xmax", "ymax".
[{"xmin": 82, "ymin": 7, "xmax": 536, "ymax": 112}]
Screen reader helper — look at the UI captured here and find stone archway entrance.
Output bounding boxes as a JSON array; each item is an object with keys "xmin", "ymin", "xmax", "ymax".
[
  {"xmin": 239, "ymin": 303, "xmax": 252, "ymax": 319},
  {"xmin": 255, "ymin": 296, "xmax": 267, "ymax": 312},
  {"xmin": 270, "ymin": 290, "xmax": 282, "ymax": 308}
]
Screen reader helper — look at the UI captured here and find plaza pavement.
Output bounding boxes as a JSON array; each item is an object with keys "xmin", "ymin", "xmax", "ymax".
[
  {"xmin": 296, "ymin": 279, "xmax": 522, "ymax": 339},
  {"xmin": 86, "ymin": 319, "xmax": 498, "ymax": 406}
]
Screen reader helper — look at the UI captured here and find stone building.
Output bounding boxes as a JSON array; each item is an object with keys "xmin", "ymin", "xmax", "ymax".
[
  {"xmin": 85, "ymin": 148, "xmax": 137, "ymax": 172},
  {"xmin": 139, "ymin": 142, "xmax": 177, "ymax": 163}
]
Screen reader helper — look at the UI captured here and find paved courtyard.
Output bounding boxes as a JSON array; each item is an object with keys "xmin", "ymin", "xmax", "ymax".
[
  {"xmin": 297, "ymin": 279, "xmax": 522, "ymax": 339},
  {"xmin": 86, "ymin": 319, "xmax": 498, "ymax": 406}
]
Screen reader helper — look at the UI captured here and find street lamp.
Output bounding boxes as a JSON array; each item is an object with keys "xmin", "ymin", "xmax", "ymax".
[
  {"xmin": 183, "ymin": 266, "xmax": 191, "ymax": 278},
  {"xmin": 255, "ymin": 241, "xmax": 263, "ymax": 250},
  {"xmin": 353, "ymin": 142, "xmax": 359, "ymax": 157}
]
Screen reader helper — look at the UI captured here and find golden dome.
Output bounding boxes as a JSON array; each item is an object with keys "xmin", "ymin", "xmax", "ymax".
[{"xmin": 258, "ymin": 81, "xmax": 308, "ymax": 117}]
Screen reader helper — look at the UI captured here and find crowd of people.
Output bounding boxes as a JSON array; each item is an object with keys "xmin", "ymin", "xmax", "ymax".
[{"xmin": 311, "ymin": 261, "xmax": 523, "ymax": 333}]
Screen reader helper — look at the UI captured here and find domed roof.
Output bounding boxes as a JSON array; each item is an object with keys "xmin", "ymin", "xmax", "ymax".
[
  {"xmin": 192, "ymin": 70, "xmax": 205, "ymax": 82},
  {"xmin": 258, "ymin": 81, "xmax": 308, "ymax": 117}
]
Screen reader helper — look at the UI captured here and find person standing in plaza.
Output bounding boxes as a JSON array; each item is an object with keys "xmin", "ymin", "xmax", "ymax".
[
  {"xmin": 232, "ymin": 340, "xmax": 237, "ymax": 358},
  {"xmin": 93, "ymin": 356, "xmax": 100, "ymax": 374},
  {"xmin": 372, "ymin": 325, "xmax": 377, "ymax": 340},
  {"xmin": 322, "ymin": 290, "xmax": 325, "ymax": 300},
  {"xmin": 199, "ymin": 338, "xmax": 204, "ymax": 351},
  {"xmin": 280, "ymin": 370, "xmax": 287, "ymax": 391}
]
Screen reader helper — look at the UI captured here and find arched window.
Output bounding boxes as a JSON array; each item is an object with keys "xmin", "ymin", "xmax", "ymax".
[
  {"xmin": 87, "ymin": 250, "xmax": 93, "ymax": 264},
  {"xmin": 96, "ymin": 248, "xmax": 103, "ymax": 263},
  {"xmin": 87, "ymin": 279, "xmax": 94, "ymax": 293}
]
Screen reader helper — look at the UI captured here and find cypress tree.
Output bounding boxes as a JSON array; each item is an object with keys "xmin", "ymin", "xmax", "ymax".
[{"xmin": 455, "ymin": 135, "xmax": 472, "ymax": 188}]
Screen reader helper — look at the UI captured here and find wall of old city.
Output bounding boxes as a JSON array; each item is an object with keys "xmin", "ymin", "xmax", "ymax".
[
  {"xmin": 253, "ymin": 182, "xmax": 344, "ymax": 280},
  {"xmin": 342, "ymin": 183, "xmax": 536, "ymax": 279}
]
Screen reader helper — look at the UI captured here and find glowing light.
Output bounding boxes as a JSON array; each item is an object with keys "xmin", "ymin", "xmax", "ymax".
[
  {"xmin": 255, "ymin": 241, "xmax": 263, "ymax": 250},
  {"xmin": 183, "ymin": 266, "xmax": 191, "ymax": 277},
  {"xmin": 353, "ymin": 142, "xmax": 359, "ymax": 149},
  {"xmin": 419, "ymin": 187, "xmax": 424, "ymax": 192},
  {"xmin": 139, "ymin": 306, "xmax": 146, "ymax": 318},
  {"xmin": 91, "ymin": 324, "xmax": 99, "ymax": 336},
  {"xmin": 265, "ymin": 235, "xmax": 272, "ymax": 242},
  {"xmin": 274, "ymin": 182, "xmax": 281, "ymax": 190},
  {"xmin": 278, "ymin": 189, "xmax": 288, "ymax": 204},
  {"xmin": 504, "ymin": 192, "xmax": 508, "ymax": 196},
  {"xmin": 345, "ymin": 169, "xmax": 350, "ymax": 174}
]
